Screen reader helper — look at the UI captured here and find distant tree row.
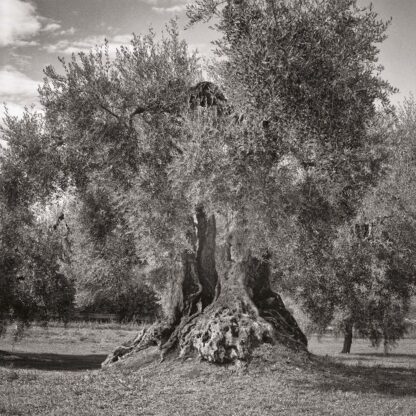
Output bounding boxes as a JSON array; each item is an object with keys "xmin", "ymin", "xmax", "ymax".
[{"xmin": 292, "ymin": 98, "xmax": 416, "ymax": 353}]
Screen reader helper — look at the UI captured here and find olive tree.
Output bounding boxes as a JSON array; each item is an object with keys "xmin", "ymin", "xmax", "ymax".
[{"xmin": 28, "ymin": 0, "xmax": 394, "ymax": 366}]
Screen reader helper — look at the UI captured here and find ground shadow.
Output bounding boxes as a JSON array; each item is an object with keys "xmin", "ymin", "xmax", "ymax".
[
  {"xmin": 0, "ymin": 350, "xmax": 107, "ymax": 371},
  {"xmin": 354, "ymin": 352, "xmax": 416, "ymax": 359},
  {"xmin": 328, "ymin": 353, "xmax": 416, "ymax": 364},
  {"xmin": 311, "ymin": 355, "xmax": 416, "ymax": 397}
]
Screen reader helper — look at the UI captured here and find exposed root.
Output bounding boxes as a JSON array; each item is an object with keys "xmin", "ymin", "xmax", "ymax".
[
  {"xmin": 101, "ymin": 321, "xmax": 172, "ymax": 367},
  {"xmin": 103, "ymin": 289, "xmax": 307, "ymax": 368},
  {"xmin": 258, "ymin": 292, "xmax": 308, "ymax": 350},
  {"xmin": 160, "ymin": 310, "xmax": 202, "ymax": 361}
]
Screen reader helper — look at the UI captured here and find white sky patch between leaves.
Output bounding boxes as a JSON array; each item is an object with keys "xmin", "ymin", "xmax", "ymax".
[{"xmin": 189, "ymin": 42, "xmax": 213, "ymax": 56}]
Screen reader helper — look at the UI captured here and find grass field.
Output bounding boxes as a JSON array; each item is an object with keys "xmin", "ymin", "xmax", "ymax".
[{"xmin": 1, "ymin": 323, "xmax": 416, "ymax": 415}]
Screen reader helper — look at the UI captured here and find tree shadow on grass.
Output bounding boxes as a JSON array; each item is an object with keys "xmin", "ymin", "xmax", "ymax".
[
  {"xmin": 354, "ymin": 352, "xmax": 416, "ymax": 360},
  {"xmin": 0, "ymin": 349, "xmax": 107, "ymax": 371},
  {"xmin": 327, "ymin": 352, "xmax": 416, "ymax": 364},
  {"xmin": 311, "ymin": 355, "xmax": 416, "ymax": 397}
]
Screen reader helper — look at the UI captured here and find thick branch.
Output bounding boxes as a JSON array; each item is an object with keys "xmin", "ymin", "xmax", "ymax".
[{"xmin": 99, "ymin": 104, "xmax": 122, "ymax": 121}]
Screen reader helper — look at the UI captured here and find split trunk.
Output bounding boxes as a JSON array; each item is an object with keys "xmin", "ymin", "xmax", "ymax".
[{"xmin": 103, "ymin": 208, "xmax": 307, "ymax": 367}]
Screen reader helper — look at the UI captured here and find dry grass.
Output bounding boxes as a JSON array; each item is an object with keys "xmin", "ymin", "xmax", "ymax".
[{"xmin": 1, "ymin": 324, "xmax": 416, "ymax": 415}]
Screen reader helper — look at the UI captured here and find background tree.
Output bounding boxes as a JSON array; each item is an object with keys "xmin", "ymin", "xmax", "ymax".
[
  {"xmin": 64, "ymin": 191, "xmax": 160, "ymax": 322},
  {"xmin": 0, "ymin": 111, "xmax": 75, "ymax": 334},
  {"xmin": 354, "ymin": 96, "xmax": 416, "ymax": 352},
  {"xmin": 331, "ymin": 223, "xmax": 413, "ymax": 354},
  {"xmin": 290, "ymin": 101, "xmax": 416, "ymax": 354}
]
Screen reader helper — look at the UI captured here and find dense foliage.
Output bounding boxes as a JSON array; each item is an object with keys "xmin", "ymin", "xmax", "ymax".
[
  {"xmin": 290, "ymin": 100, "xmax": 416, "ymax": 351},
  {"xmin": 1, "ymin": 22, "xmax": 198, "ymax": 331},
  {"xmin": 181, "ymin": 0, "xmax": 394, "ymax": 256},
  {"xmin": 0, "ymin": 113, "xmax": 74, "ymax": 333}
]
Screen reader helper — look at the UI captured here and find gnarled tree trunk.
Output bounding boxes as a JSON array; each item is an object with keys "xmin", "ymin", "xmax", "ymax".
[{"xmin": 102, "ymin": 210, "xmax": 307, "ymax": 368}]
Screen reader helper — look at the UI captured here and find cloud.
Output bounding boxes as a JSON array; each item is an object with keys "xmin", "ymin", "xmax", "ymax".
[
  {"xmin": 60, "ymin": 27, "xmax": 76, "ymax": 36},
  {"xmin": 0, "ymin": 66, "xmax": 40, "ymax": 123},
  {"xmin": 44, "ymin": 36, "xmax": 101, "ymax": 54},
  {"xmin": 0, "ymin": 66, "xmax": 39, "ymax": 97},
  {"xmin": 9, "ymin": 52, "xmax": 33, "ymax": 69},
  {"xmin": 152, "ymin": 5, "xmax": 187, "ymax": 13},
  {"xmin": 144, "ymin": 0, "xmax": 189, "ymax": 5},
  {"xmin": 111, "ymin": 34, "xmax": 133, "ymax": 44},
  {"xmin": 42, "ymin": 22, "xmax": 61, "ymax": 33},
  {"xmin": 0, "ymin": 0, "xmax": 42, "ymax": 46},
  {"xmin": 146, "ymin": 0, "xmax": 189, "ymax": 12},
  {"xmin": 0, "ymin": 0, "xmax": 65, "ymax": 46},
  {"xmin": 44, "ymin": 34, "xmax": 133, "ymax": 56}
]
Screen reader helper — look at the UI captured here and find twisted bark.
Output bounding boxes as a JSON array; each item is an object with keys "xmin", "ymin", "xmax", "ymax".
[{"xmin": 102, "ymin": 211, "xmax": 307, "ymax": 368}]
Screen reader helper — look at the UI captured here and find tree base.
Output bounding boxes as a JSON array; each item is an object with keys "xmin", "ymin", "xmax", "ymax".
[
  {"xmin": 102, "ymin": 295, "xmax": 307, "ymax": 368},
  {"xmin": 102, "ymin": 236, "xmax": 308, "ymax": 369}
]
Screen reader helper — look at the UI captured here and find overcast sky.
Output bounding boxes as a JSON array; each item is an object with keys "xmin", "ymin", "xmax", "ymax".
[{"xmin": 0, "ymin": 0, "xmax": 415, "ymax": 122}]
